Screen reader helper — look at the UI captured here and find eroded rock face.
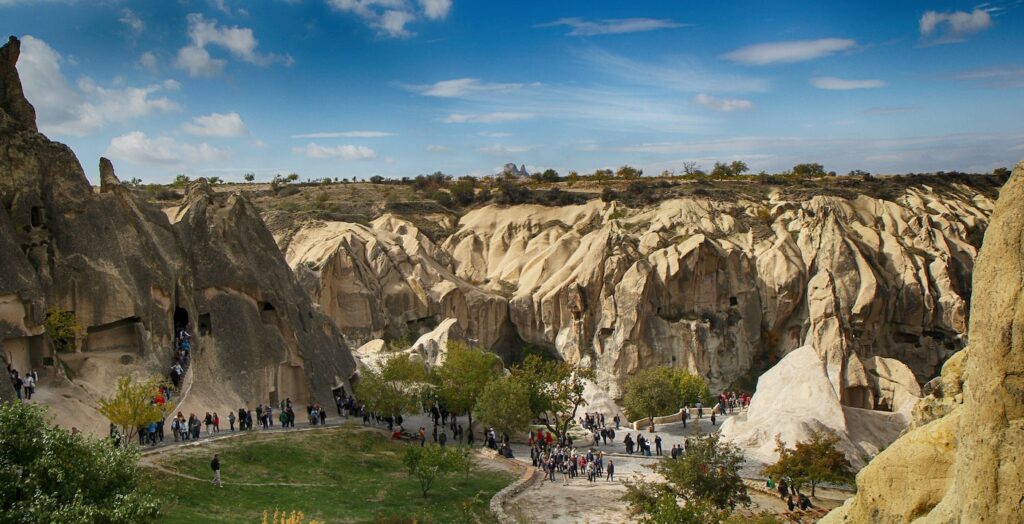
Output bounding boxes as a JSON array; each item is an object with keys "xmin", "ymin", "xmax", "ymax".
[
  {"xmin": 823, "ymin": 160, "xmax": 1024, "ymax": 522},
  {"xmin": 0, "ymin": 37, "xmax": 354, "ymax": 434},
  {"xmin": 280, "ymin": 181, "xmax": 995, "ymax": 398},
  {"xmin": 280, "ymin": 215, "xmax": 512, "ymax": 354}
]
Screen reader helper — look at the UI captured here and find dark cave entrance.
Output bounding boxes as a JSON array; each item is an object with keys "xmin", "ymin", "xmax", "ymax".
[{"xmin": 174, "ymin": 307, "xmax": 189, "ymax": 333}]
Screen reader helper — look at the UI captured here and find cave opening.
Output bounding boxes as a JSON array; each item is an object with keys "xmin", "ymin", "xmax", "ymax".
[{"xmin": 173, "ymin": 307, "xmax": 189, "ymax": 333}]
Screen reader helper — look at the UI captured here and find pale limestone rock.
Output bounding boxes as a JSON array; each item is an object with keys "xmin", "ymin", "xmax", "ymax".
[
  {"xmin": 719, "ymin": 345, "xmax": 908, "ymax": 469},
  {"xmin": 824, "ymin": 160, "xmax": 1024, "ymax": 522}
]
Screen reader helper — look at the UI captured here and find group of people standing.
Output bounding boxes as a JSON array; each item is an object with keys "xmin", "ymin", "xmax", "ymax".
[{"xmin": 7, "ymin": 365, "xmax": 37, "ymax": 401}]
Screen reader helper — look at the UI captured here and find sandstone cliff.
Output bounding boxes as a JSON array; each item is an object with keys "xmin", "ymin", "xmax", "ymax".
[
  {"xmin": 823, "ymin": 161, "xmax": 1024, "ymax": 522},
  {"xmin": 278, "ymin": 177, "xmax": 996, "ymax": 403},
  {"xmin": 0, "ymin": 37, "xmax": 354, "ymax": 434}
]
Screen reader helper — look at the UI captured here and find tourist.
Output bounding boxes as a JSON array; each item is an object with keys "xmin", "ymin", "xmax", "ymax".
[
  {"xmin": 204, "ymin": 412, "xmax": 213, "ymax": 433},
  {"xmin": 10, "ymin": 370, "xmax": 22, "ymax": 400},
  {"xmin": 439, "ymin": 431, "xmax": 447, "ymax": 447},
  {"xmin": 711, "ymin": 411, "xmax": 717, "ymax": 426},
  {"xmin": 655, "ymin": 434, "xmax": 663, "ymax": 456},
  {"xmin": 624, "ymin": 433, "xmax": 634, "ymax": 454},
  {"xmin": 697, "ymin": 401, "xmax": 703, "ymax": 419},
  {"xmin": 787, "ymin": 495, "xmax": 795, "ymax": 512},
  {"xmin": 213, "ymin": 412, "xmax": 220, "ymax": 433},
  {"xmin": 606, "ymin": 459, "xmax": 615, "ymax": 481},
  {"xmin": 22, "ymin": 372, "xmax": 34, "ymax": 400},
  {"xmin": 211, "ymin": 453, "xmax": 222, "ymax": 488},
  {"xmin": 228, "ymin": 411, "xmax": 236, "ymax": 431},
  {"xmin": 613, "ymin": 414, "xmax": 620, "ymax": 429}
]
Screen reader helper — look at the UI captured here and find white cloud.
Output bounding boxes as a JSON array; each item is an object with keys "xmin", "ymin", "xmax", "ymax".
[
  {"xmin": 139, "ymin": 51, "xmax": 158, "ymax": 72},
  {"xmin": 119, "ymin": 8, "xmax": 145, "ymax": 36},
  {"xmin": 418, "ymin": 0, "xmax": 451, "ymax": 20},
  {"xmin": 291, "ymin": 130, "xmax": 394, "ymax": 138},
  {"xmin": 18, "ymin": 36, "xmax": 180, "ymax": 136},
  {"xmin": 182, "ymin": 112, "xmax": 249, "ymax": 137},
  {"xmin": 175, "ymin": 46, "xmax": 226, "ymax": 77},
  {"xmin": 293, "ymin": 142, "xmax": 377, "ymax": 160},
  {"xmin": 694, "ymin": 93, "xmax": 753, "ymax": 112},
  {"xmin": 105, "ymin": 132, "xmax": 231, "ymax": 166},
  {"xmin": 538, "ymin": 17, "xmax": 685, "ymax": 36},
  {"xmin": 951, "ymin": 66, "xmax": 1024, "ymax": 88},
  {"xmin": 326, "ymin": 0, "xmax": 448, "ymax": 38},
  {"xmin": 175, "ymin": 13, "xmax": 290, "ymax": 77},
  {"xmin": 479, "ymin": 144, "xmax": 538, "ymax": 155},
  {"xmin": 478, "ymin": 131, "xmax": 511, "ymax": 138},
  {"xmin": 723, "ymin": 38, "xmax": 856, "ymax": 65},
  {"xmin": 580, "ymin": 48, "xmax": 768, "ymax": 93},
  {"xmin": 412, "ymin": 77, "xmax": 524, "ymax": 97},
  {"xmin": 920, "ymin": 8, "xmax": 992, "ymax": 42},
  {"xmin": 426, "ymin": 144, "xmax": 449, "ymax": 152},
  {"xmin": 810, "ymin": 76, "xmax": 887, "ymax": 90},
  {"xmin": 443, "ymin": 112, "xmax": 535, "ymax": 124}
]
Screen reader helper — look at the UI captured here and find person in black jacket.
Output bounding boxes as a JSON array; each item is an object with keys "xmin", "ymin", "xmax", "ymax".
[{"xmin": 211, "ymin": 454, "xmax": 222, "ymax": 487}]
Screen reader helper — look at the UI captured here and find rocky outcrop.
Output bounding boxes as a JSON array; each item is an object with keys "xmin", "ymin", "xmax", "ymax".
[
  {"xmin": 280, "ymin": 215, "xmax": 512, "ymax": 354},
  {"xmin": 823, "ymin": 160, "xmax": 1024, "ymax": 522},
  {"xmin": 0, "ymin": 37, "xmax": 354, "ymax": 435},
  {"xmin": 352, "ymin": 317, "xmax": 465, "ymax": 372},
  {"xmin": 272, "ymin": 175, "xmax": 997, "ymax": 406}
]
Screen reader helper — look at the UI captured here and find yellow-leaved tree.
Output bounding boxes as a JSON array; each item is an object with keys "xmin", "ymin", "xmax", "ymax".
[{"xmin": 98, "ymin": 375, "xmax": 175, "ymax": 446}]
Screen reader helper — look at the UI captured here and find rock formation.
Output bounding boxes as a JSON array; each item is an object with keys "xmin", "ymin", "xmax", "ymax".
[
  {"xmin": 279, "ymin": 180, "xmax": 996, "ymax": 397},
  {"xmin": 0, "ymin": 37, "xmax": 354, "ymax": 434},
  {"xmin": 822, "ymin": 160, "xmax": 1024, "ymax": 522},
  {"xmin": 280, "ymin": 215, "xmax": 513, "ymax": 354}
]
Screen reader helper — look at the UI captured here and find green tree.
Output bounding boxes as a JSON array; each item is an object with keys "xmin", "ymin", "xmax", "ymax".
[
  {"xmin": 993, "ymin": 166, "xmax": 1010, "ymax": 177},
  {"xmin": 616, "ymin": 165, "xmax": 643, "ymax": 179},
  {"xmin": 173, "ymin": 174, "xmax": 191, "ymax": 186},
  {"xmin": 729, "ymin": 160, "xmax": 749, "ymax": 176},
  {"xmin": 760, "ymin": 429, "xmax": 854, "ymax": 497},
  {"xmin": 476, "ymin": 376, "xmax": 533, "ymax": 437},
  {"xmin": 622, "ymin": 367, "xmax": 679, "ymax": 421},
  {"xmin": 207, "ymin": 176, "xmax": 223, "ymax": 185},
  {"xmin": 402, "ymin": 444, "xmax": 473, "ymax": 497},
  {"xmin": 43, "ymin": 309, "xmax": 82, "ymax": 353},
  {"xmin": 369, "ymin": 175, "xmax": 385, "ymax": 184},
  {"xmin": 243, "ymin": 173, "xmax": 256, "ymax": 182},
  {"xmin": 0, "ymin": 401, "xmax": 160, "ymax": 521},
  {"xmin": 98, "ymin": 375, "xmax": 175, "ymax": 446},
  {"xmin": 540, "ymin": 169, "xmax": 559, "ymax": 182},
  {"xmin": 792, "ymin": 163, "xmax": 826, "ymax": 178},
  {"xmin": 436, "ymin": 342, "xmax": 502, "ymax": 437},
  {"xmin": 449, "ymin": 180, "xmax": 476, "ymax": 206},
  {"xmin": 710, "ymin": 162, "xmax": 732, "ymax": 178},
  {"xmin": 670, "ymin": 369, "xmax": 713, "ymax": 407},
  {"xmin": 510, "ymin": 355, "xmax": 594, "ymax": 443},
  {"xmin": 355, "ymin": 354, "xmax": 431, "ymax": 419},
  {"xmin": 286, "ymin": 173, "xmax": 300, "ymax": 182},
  {"xmin": 658, "ymin": 432, "xmax": 750, "ymax": 510}
]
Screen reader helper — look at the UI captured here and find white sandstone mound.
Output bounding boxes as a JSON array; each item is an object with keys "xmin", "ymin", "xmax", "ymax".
[
  {"xmin": 720, "ymin": 345, "xmax": 917, "ymax": 469},
  {"xmin": 352, "ymin": 318, "xmax": 465, "ymax": 372}
]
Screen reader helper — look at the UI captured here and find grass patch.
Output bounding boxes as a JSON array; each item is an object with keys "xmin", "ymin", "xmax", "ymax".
[{"xmin": 144, "ymin": 425, "xmax": 512, "ymax": 523}]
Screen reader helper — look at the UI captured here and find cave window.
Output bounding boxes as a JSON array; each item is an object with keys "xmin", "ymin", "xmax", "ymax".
[
  {"xmin": 174, "ymin": 307, "xmax": 189, "ymax": 332},
  {"xmin": 729, "ymin": 296, "xmax": 738, "ymax": 306},
  {"xmin": 198, "ymin": 313, "xmax": 212, "ymax": 336},
  {"xmin": 30, "ymin": 206, "xmax": 43, "ymax": 227}
]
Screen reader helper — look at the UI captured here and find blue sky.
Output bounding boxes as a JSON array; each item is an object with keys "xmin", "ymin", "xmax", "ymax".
[{"xmin": 3, "ymin": 0, "xmax": 1023, "ymax": 182}]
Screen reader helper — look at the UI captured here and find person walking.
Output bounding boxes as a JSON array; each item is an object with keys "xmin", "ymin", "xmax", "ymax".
[
  {"xmin": 655, "ymin": 434, "xmax": 663, "ymax": 456},
  {"xmin": 606, "ymin": 459, "xmax": 615, "ymax": 481},
  {"xmin": 211, "ymin": 454, "xmax": 222, "ymax": 487},
  {"xmin": 228, "ymin": 411, "xmax": 236, "ymax": 431}
]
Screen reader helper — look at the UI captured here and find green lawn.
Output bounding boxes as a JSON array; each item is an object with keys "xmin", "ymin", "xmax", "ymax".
[{"xmin": 143, "ymin": 425, "xmax": 513, "ymax": 523}]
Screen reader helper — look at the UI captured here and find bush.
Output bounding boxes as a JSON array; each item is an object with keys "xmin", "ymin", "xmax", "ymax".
[
  {"xmin": 403, "ymin": 444, "xmax": 473, "ymax": 497},
  {"xmin": 0, "ymin": 401, "xmax": 159, "ymax": 521}
]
